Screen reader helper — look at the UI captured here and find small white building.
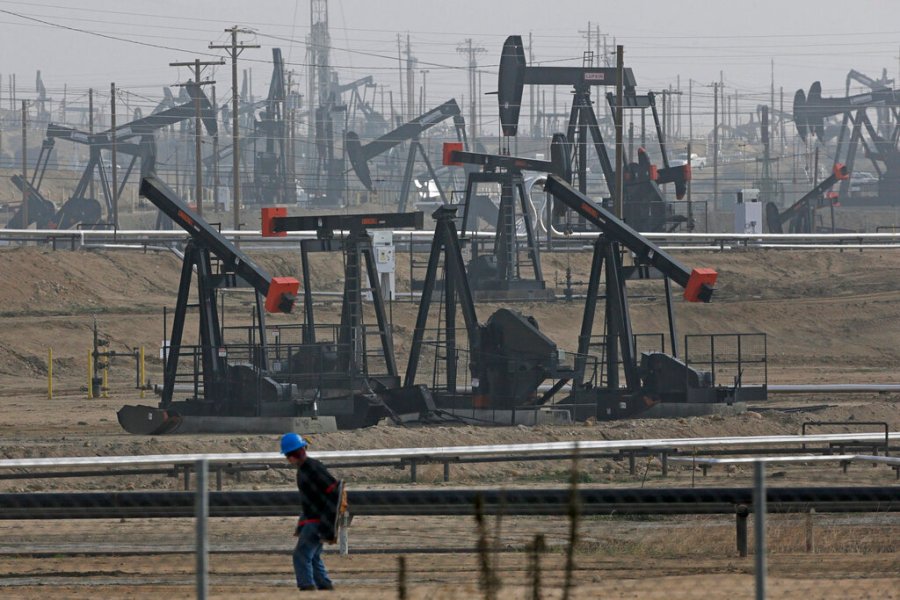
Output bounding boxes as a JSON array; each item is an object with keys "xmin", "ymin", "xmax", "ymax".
[{"xmin": 735, "ymin": 188, "xmax": 762, "ymax": 234}]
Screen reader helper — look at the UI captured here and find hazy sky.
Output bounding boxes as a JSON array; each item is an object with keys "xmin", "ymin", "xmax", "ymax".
[{"xmin": 1, "ymin": 0, "xmax": 898, "ymax": 132}]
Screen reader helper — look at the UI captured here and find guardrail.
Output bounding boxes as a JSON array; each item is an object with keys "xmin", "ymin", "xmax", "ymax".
[
  {"xmin": 1, "ymin": 432, "xmax": 897, "ymax": 488},
  {"xmin": 4, "ymin": 228, "xmax": 900, "ymax": 250},
  {"xmin": 2, "ymin": 432, "xmax": 898, "ymax": 470},
  {"xmin": 668, "ymin": 454, "xmax": 900, "ymax": 478}
]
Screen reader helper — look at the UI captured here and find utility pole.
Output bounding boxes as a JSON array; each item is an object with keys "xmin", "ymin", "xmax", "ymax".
[
  {"xmin": 397, "ymin": 34, "xmax": 404, "ymax": 120},
  {"xmin": 210, "ymin": 27, "xmax": 258, "ymax": 231},
  {"xmin": 528, "ymin": 31, "xmax": 535, "ymax": 137},
  {"xmin": 659, "ymin": 88, "xmax": 682, "ymax": 146},
  {"xmin": 89, "ymin": 88, "xmax": 95, "ymax": 200},
  {"xmin": 419, "ymin": 69, "xmax": 429, "ymax": 114},
  {"xmin": 780, "ymin": 86, "xmax": 786, "ymax": 156},
  {"xmin": 285, "ymin": 71, "xmax": 294, "ymax": 195},
  {"xmin": 712, "ymin": 81, "xmax": 719, "ymax": 210},
  {"xmin": 21, "ymin": 100, "xmax": 27, "ymax": 229},
  {"xmin": 580, "ymin": 21, "xmax": 592, "ymax": 59},
  {"xmin": 169, "ymin": 57, "xmax": 224, "ymax": 217},
  {"xmin": 110, "ymin": 83, "xmax": 118, "ymax": 229},
  {"xmin": 687, "ymin": 78, "xmax": 694, "ymax": 228},
  {"xmin": 211, "ymin": 85, "xmax": 219, "ymax": 209},
  {"xmin": 405, "ymin": 34, "xmax": 416, "ymax": 122},
  {"xmin": 677, "ymin": 75, "xmax": 682, "ymax": 139},
  {"xmin": 614, "ymin": 45, "xmax": 624, "ymax": 219},
  {"xmin": 307, "ymin": 0, "xmax": 330, "ymax": 205},
  {"xmin": 457, "ymin": 39, "xmax": 486, "ymax": 142}
]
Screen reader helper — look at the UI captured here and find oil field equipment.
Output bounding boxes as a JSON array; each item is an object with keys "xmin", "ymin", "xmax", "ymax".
[
  {"xmin": 346, "ymin": 98, "xmax": 467, "ymax": 210},
  {"xmin": 7, "ymin": 84, "xmax": 217, "ymax": 230},
  {"xmin": 497, "ymin": 35, "xmax": 689, "ymax": 232},
  {"xmin": 120, "ymin": 178, "xmax": 434, "ymax": 433},
  {"xmin": 250, "ymin": 48, "xmax": 290, "ymax": 204},
  {"xmin": 765, "ymin": 164, "xmax": 849, "ymax": 233},
  {"xmin": 88, "ymin": 318, "xmax": 148, "ymax": 400},
  {"xmin": 117, "ymin": 176, "xmax": 300, "ymax": 434},
  {"xmin": 794, "ymin": 78, "xmax": 900, "ymax": 206},
  {"xmin": 403, "ymin": 205, "xmax": 577, "ymax": 423},
  {"xmin": 734, "ymin": 189, "xmax": 763, "ymax": 234},
  {"xmin": 260, "ymin": 208, "xmax": 435, "ymax": 429},
  {"xmin": 544, "ymin": 174, "xmax": 766, "ymax": 420},
  {"xmin": 441, "ymin": 135, "xmax": 568, "ymax": 300}
]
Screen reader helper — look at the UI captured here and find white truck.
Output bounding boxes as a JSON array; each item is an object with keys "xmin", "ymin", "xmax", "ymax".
[{"xmin": 671, "ymin": 153, "xmax": 707, "ymax": 169}]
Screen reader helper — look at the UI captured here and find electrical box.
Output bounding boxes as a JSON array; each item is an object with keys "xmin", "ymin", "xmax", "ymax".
[
  {"xmin": 735, "ymin": 188, "xmax": 762, "ymax": 234},
  {"xmin": 371, "ymin": 230, "xmax": 396, "ymax": 300}
]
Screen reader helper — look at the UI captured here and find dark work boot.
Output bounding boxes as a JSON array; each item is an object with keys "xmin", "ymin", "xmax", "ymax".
[
  {"xmin": 318, "ymin": 582, "xmax": 335, "ymax": 591},
  {"xmin": 299, "ymin": 585, "xmax": 317, "ymax": 591}
]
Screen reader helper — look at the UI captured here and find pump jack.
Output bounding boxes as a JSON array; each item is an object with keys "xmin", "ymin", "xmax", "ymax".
[
  {"xmin": 7, "ymin": 84, "xmax": 217, "ymax": 230},
  {"xmin": 260, "ymin": 208, "xmax": 435, "ymax": 428},
  {"xmin": 251, "ymin": 48, "xmax": 290, "ymax": 204},
  {"xmin": 117, "ymin": 176, "xmax": 300, "ymax": 434},
  {"xmin": 542, "ymin": 174, "xmax": 762, "ymax": 419},
  {"xmin": 404, "ymin": 206, "xmax": 576, "ymax": 420},
  {"xmin": 794, "ymin": 79, "xmax": 900, "ymax": 205},
  {"xmin": 119, "ymin": 177, "xmax": 434, "ymax": 432},
  {"xmin": 497, "ymin": 35, "xmax": 690, "ymax": 231},
  {"xmin": 765, "ymin": 164, "xmax": 849, "ymax": 233},
  {"xmin": 441, "ymin": 135, "xmax": 568, "ymax": 299},
  {"xmin": 346, "ymin": 98, "xmax": 467, "ymax": 210}
]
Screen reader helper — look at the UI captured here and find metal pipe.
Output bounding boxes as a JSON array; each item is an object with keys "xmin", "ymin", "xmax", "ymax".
[
  {"xmin": 5, "ymin": 229, "xmax": 900, "ymax": 243},
  {"xmin": 0, "ymin": 485, "xmax": 896, "ymax": 520},
  {"xmin": 768, "ymin": 384, "xmax": 900, "ymax": 393},
  {"xmin": 2, "ymin": 432, "xmax": 899, "ymax": 471}
]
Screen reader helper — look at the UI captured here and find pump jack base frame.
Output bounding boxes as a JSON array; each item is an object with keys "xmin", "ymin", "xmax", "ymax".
[
  {"xmin": 117, "ymin": 405, "xmax": 337, "ymax": 435},
  {"xmin": 552, "ymin": 393, "xmax": 750, "ymax": 422}
]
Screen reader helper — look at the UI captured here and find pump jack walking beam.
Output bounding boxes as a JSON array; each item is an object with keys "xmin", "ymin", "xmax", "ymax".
[
  {"xmin": 347, "ymin": 98, "xmax": 467, "ymax": 210},
  {"xmin": 140, "ymin": 176, "xmax": 299, "ymax": 313},
  {"xmin": 544, "ymin": 174, "xmax": 717, "ymax": 301}
]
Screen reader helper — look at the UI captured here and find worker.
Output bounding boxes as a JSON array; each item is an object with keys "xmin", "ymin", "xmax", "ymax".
[{"xmin": 281, "ymin": 432, "xmax": 337, "ymax": 592}]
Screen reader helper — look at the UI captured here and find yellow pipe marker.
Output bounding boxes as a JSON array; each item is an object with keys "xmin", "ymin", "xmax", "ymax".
[
  {"xmin": 140, "ymin": 346, "xmax": 145, "ymax": 399},
  {"xmin": 87, "ymin": 350, "xmax": 93, "ymax": 400},
  {"xmin": 47, "ymin": 348, "xmax": 52, "ymax": 400}
]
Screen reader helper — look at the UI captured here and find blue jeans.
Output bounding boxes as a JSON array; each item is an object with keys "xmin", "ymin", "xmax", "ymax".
[{"xmin": 293, "ymin": 522, "xmax": 332, "ymax": 589}]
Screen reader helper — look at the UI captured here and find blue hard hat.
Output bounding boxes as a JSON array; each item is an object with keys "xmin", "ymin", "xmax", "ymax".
[{"xmin": 280, "ymin": 432, "xmax": 308, "ymax": 455}]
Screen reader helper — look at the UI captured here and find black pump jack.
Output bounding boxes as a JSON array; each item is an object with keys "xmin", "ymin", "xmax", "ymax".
[
  {"xmin": 116, "ymin": 176, "xmax": 299, "ymax": 434},
  {"xmin": 497, "ymin": 35, "xmax": 690, "ymax": 231},
  {"xmin": 442, "ymin": 134, "xmax": 568, "ymax": 298},
  {"xmin": 405, "ymin": 206, "xmax": 575, "ymax": 412},
  {"xmin": 543, "ymin": 174, "xmax": 729, "ymax": 419},
  {"xmin": 346, "ymin": 98, "xmax": 467, "ymax": 211}
]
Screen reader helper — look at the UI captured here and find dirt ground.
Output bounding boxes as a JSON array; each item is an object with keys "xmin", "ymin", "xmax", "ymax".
[{"xmin": 0, "ymin": 243, "xmax": 898, "ymax": 597}]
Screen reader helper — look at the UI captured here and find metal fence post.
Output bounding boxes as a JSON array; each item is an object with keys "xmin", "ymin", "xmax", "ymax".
[
  {"xmin": 339, "ymin": 513, "xmax": 350, "ymax": 556},
  {"xmin": 196, "ymin": 459, "xmax": 209, "ymax": 600},
  {"xmin": 753, "ymin": 461, "xmax": 767, "ymax": 600},
  {"xmin": 735, "ymin": 504, "xmax": 749, "ymax": 557}
]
